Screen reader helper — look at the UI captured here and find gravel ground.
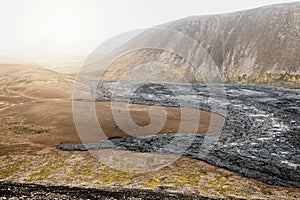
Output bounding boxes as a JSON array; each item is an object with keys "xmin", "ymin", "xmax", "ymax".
[
  {"xmin": 0, "ymin": 182, "xmax": 211, "ymax": 200},
  {"xmin": 59, "ymin": 82, "xmax": 300, "ymax": 188}
]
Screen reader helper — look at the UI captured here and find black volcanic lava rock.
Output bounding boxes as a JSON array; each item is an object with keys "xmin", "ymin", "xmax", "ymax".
[
  {"xmin": 0, "ymin": 182, "xmax": 210, "ymax": 200},
  {"xmin": 59, "ymin": 82, "xmax": 300, "ymax": 188}
]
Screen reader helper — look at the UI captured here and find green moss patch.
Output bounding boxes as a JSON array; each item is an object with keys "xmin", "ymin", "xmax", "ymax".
[
  {"xmin": 0, "ymin": 163, "xmax": 21, "ymax": 178},
  {"xmin": 10, "ymin": 124, "xmax": 50, "ymax": 135},
  {"xmin": 26, "ymin": 155, "xmax": 66, "ymax": 182},
  {"xmin": 236, "ymin": 73, "xmax": 300, "ymax": 88},
  {"xmin": 0, "ymin": 101, "xmax": 9, "ymax": 108},
  {"xmin": 140, "ymin": 170, "xmax": 207, "ymax": 188}
]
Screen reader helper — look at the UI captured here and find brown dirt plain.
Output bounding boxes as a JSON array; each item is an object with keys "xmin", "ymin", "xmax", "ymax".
[{"xmin": 0, "ymin": 64, "xmax": 299, "ymax": 199}]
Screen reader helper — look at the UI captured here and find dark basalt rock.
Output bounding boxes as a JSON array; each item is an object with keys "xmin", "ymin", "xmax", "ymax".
[
  {"xmin": 0, "ymin": 182, "xmax": 210, "ymax": 200},
  {"xmin": 59, "ymin": 82, "xmax": 300, "ymax": 188}
]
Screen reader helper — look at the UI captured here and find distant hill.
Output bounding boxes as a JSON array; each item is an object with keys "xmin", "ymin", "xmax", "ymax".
[
  {"xmin": 97, "ymin": 2, "xmax": 300, "ymax": 88},
  {"xmin": 0, "ymin": 64, "xmax": 74, "ymax": 99}
]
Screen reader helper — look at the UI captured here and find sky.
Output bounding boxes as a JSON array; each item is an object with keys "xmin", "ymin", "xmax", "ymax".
[{"xmin": 0, "ymin": 0, "xmax": 298, "ymax": 57}]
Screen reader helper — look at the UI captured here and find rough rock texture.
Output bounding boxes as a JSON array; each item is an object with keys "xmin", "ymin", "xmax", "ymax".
[
  {"xmin": 59, "ymin": 82, "xmax": 300, "ymax": 188},
  {"xmin": 0, "ymin": 182, "xmax": 209, "ymax": 200},
  {"xmin": 97, "ymin": 2, "xmax": 300, "ymax": 87}
]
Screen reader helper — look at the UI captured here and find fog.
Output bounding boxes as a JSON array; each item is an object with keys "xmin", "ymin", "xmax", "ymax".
[{"xmin": 0, "ymin": 0, "xmax": 296, "ymax": 60}]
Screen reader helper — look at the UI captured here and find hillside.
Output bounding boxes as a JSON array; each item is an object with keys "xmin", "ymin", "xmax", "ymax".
[
  {"xmin": 0, "ymin": 64, "xmax": 74, "ymax": 99},
  {"xmin": 97, "ymin": 2, "xmax": 300, "ymax": 87}
]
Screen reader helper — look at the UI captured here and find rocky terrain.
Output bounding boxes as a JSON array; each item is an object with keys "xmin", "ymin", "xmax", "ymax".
[
  {"xmin": 94, "ymin": 2, "xmax": 300, "ymax": 88},
  {"xmin": 0, "ymin": 182, "xmax": 208, "ymax": 200},
  {"xmin": 1, "ymin": 2, "xmax": 300, "ymax": 199},
  {"xmin": 1, "ymin": 65, "xmax": 299, "ymax": 199},
  {"xmin": 60, "ymin": 82, "xmax": 300, "ymax": 188}
]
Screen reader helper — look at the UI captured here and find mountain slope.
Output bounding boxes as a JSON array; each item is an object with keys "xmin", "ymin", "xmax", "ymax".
[
  {"xmin": 98, "ymin": 2, "xmax": 300, "ymax": 87},
  {"xmin": 161, "ymin": 2, "xmax": 300, "ymax": 85}
]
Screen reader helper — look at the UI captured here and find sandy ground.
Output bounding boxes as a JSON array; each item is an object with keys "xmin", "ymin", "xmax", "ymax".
[
  {"xmin": 0, "ymin": 64, "xmax": 299, "ymax": 199},
  {"xmin": 0, "ymin": 100, "xmax": 225, "ymax": 146}
]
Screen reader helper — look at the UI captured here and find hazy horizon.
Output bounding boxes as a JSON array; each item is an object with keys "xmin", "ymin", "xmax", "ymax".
[{"xmin": 0, "ymin": 0, "xmax": 298, "ymax": 60}]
